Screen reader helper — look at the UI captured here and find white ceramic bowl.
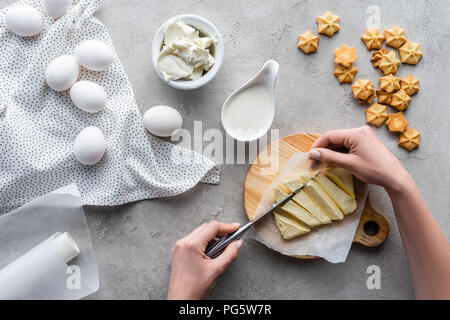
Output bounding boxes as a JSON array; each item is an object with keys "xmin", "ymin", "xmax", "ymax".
[{"xmin": 151, "ymin": 14, "xmax": 224, "ymax": 90}]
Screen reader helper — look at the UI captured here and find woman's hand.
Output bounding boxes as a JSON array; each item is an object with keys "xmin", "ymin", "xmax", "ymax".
[
  {"xmin": 309, "ymin": 126, "xmax": 412, "ymax": 193},
  {"xmin": 167, "ymin": 221, "xmax": 242, "ymax": 300}
]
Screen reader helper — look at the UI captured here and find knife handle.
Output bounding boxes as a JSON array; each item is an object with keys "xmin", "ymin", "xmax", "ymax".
[{"xmin": 205, "ymin": 222, "xmax": 253, "ymax": 258}]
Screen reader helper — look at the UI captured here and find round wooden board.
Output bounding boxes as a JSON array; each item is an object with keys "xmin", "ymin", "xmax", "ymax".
[{"xmin": 243, "ymin": 133, "xmax": 389, "ymax": 259}]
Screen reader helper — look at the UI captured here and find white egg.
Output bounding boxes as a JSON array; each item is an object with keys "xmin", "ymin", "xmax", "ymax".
[
  {"xmin": 74, "ymin": 40, "xmax": 114, "ymax": 72},
  {"xmin": 143, "ymin": 106, "xmax": 183, "ymax": 137},
  {"xmin": 43, "ymin": 0, "xmax": 72, "ymax": 19},
  {"xmin": 74, "ymin": 126, "xmax": 106, "ymax": 165},
  {"xmin": 70, "ymin": 81, "xmax": 107, "ymax": 113},
  {"xmin": 45, "ymin": 55, "xmax": 80, "ymax": 91},
  {"xmin": 5, "ymin": 5, "xmax": 43, "ymax": 37}
]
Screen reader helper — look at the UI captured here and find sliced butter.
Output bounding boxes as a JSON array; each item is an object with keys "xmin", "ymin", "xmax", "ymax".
[
  {"xmin": 304, "ymin": 180, "xmax": 344, "ymax": 221},
  {"xmin": 273, "ymin": 210, "xmax": 310, "ymax": 240},
  {"xmin": 292, "ymin": 190, "xmax": 332, "ymax": 224},
  {"xmin": 326, "ymin": 168, "xmax": 355, "ymax": 199},
  {"xmin": 314, "ymin": 174, "xmax": 357, "ymax": 215},
  {"xmin": 274, "ymin": 185, "xmax": 321, "ymax": 227}
]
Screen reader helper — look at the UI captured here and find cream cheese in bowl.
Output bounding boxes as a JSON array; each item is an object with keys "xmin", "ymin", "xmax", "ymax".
[{"xmin": 152, "ymin": 15, "xmax": 224, "ymax": 90}]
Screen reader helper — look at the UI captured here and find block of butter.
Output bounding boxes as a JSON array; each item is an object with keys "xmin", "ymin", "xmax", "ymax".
[
  {"xmin": 274, "ymin": 185, "xmax": 321, "ymax": 227},
  {"xmin": 326, "ymin": 168, "xmax": 355, "ymax": 199},
  {"xmin": 304, "ymin": 180, "xmax": 344, "ymax": 220},
  {"xmin": 314, "ymin": 174, "xmax": 357, "ymax": 215},
  {"xmin": 273, "ymin": 210, "xmax": 310, "ymax": 240}
]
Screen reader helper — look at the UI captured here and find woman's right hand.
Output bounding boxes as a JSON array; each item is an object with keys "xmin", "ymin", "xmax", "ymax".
[{"xmin": 309, "ymin": 126, "xmax": 412, "ymax": 193}]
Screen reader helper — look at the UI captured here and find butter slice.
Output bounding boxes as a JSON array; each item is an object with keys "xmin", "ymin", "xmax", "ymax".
[
  {"xmin": 292, "ymin": 190, "xmax": 332, "ymax": 224},
  {"xmin": 273, "ymin": 210, "xmax": 310, "ymax": 240},
  {"xmin": 326, "ymin": 168, "xmax": 355, "ymax": 199},
  {"xmin": 304, "ymin": 180, "xmax": 344, "ymax": 220},
  {"xmin": 314, "ymin": 174, "xmax": 357, "ymax": 215},
  {"xmin": 274, "ymin": 186, "xmax": 321, "ymax": 227}
]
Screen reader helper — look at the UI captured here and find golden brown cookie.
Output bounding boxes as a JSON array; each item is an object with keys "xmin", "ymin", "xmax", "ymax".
[
  {"xmin": 351, "ymin": 79, "xmax": 375, "ymax": 102},
  {"xmin": 334, "ymin": 64, "xmax": 358, "ymax": 84},
  {"xmin": 399, "ymin": 41, "xmax": 423, "ymax": 64},
  {"xmin": 398, "ymin": 127, "xmax": 420, "ymax": 151},
  {"xmin": 400, "ymin": 74, "xmax": 420, "ymax": 96},
  {"xmin": 316, "ymin": 11, "xmax": 340, "ymax": 37},
  {"xmin": 297, "ymin": 30, "xmax": 320, "ymax": 54},
  {"xmin": 365, "ymin": 103, "xmax": 389, "ymax": 127},
  {"xmin": 379, "ymin": 74, "xmax": 400, "ymax": 93},
  {"xmin": 386, "ymin": 112, "xmax": 409, "ymax": 133},
  {"xmin": 334, "ymin": 45, "xmax": 357, "ymax": 68},
  {"xmin": 379, "ymin": 51, "xmax": 401, "ymax": 75},
  {"xmin": 391, "ymin": 89, "xmax": 411, "ymax": 111},
  {"xmin": 370, "ymin": 48, "xmax": 388, "ymax": 68},
  {"xmin": 376, "ymin": 89, "xmax": 394, "ymax": 105},
  {"xmin": 384, "ymin": 25, "xmax": 407, "ymax": 48},
  {"xmin": 361, "ymin": 28, "xmax": 385, "ymax": 50}
]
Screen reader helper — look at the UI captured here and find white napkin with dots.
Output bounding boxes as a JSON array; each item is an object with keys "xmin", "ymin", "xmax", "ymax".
[{"xmin": 0, "ymin": 0, "xmax": 219, "ymax": 214}]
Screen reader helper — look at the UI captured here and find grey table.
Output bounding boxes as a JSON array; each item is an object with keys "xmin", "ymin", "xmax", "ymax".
[{"xmin": 2, "ymin": 0, "xmax": 449, "ymax": 299}]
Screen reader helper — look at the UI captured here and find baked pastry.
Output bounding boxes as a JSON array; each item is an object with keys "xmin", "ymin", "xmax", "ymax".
[
  {"xmin": 351, "ymin": 79, "xmax": 375, "ymax": 102},
  {"xmin": 398, "ymin": 127, "xmax": 420, "ymax": 151},
  {"xmin": 386, "ymin": 112, "xmax": 409, "ymax": 132},
  {"xmin": 334, "ymin": 64, "xmax": 358, "ymax": 83},
  {"xmin": 391, "ymin": 89, "xmax": 411, "ymax": 111},
  {"xmin": 316, "ymin": 11, "xmax": 340, "ymax": 37},
  {"xmin": 370, "ymin": 48, "xmax": 388, "ymax": 68},
  {"xmin": 399, "ymin": 41, "xmax": 423, "ymax": 64},
  {"xmin": 376, "ymin": 89, "xmax": 394, "ymax": 105},
  {"xmin": 400, "ymin": 74, "xmax": 420, "ymax": 96},
  {"xmin": 334, "ymin": 45, "xmax": 357, "ymax": 67},
  {"xmin": 297, "ymin": 30, "xmax": 320, "ymax": 54},
  {"xmin": 379, "ymin": 51, "xmax": 401, "ymax": 75},
  {"xmin": 365, "ymin": 103, "xmax": 388, "ymax": 127},
  {"xmin": 361, "ymin": 28, "xmax": 385, "ymax": 50},
  {"xmin": 379, "ymin": 74, "xmax": 400, "ymax": 93},
  {"xmin": 384, "ymin": 25, "xmax": 407, "ymax": 48}
]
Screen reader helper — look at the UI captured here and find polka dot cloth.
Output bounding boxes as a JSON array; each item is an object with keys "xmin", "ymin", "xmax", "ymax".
[{"xmin": 0, "ymin": 0, "xmax": 219, "ymax": 214}]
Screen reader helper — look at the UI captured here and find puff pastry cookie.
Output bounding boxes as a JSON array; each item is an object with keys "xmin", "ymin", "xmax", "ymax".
[
  {"xmin": 365, "ymin": 103, "xmax": 388, "ymax": 127},
  {"xmin": 334, "ymin": 45, "xmax": 357, "ymax": 68},
  {"xmin": 399, "ymin": 41, "xmax": 423, "ymax": 64},
  {"xmin": 379, "ymin": 51, "xmax": 401, "ymax": 75},
  {"xmin": 391, "ymin": 89, "xmax": 411, "ymax": 111},
  {"xmin": 370, "ymin": 48, "xmax": 388, "ymax": 68},
  {"xmin": 379, "ymin": 74, "xmax": 400, "ymax": 93},
  {"xmin": 376, "ymin": 89, "xmax": 394, "ymax": 105},
  {"xmin": 400, "ymin": 74, "xmax": 420, "ymax": 96},
  {"xmin": 399, "ymin": 127, "xmax": 420, "ymax": 151},
  {"xmin": 297, "ymin": 30, "xmax": 320, "ymax": 54},
  {"xmin": 361, "ymin": 28, "xmax": 385, "ymax": 50},
  {"xmin": 351, "ymin": 79, "xmax": 375, "ymax": 102},
  {"xmin": 334, "ymin": 64, "xmax": 358, "ymax": 84},
  {"xmin": 316, "ymin": 11, "xmax": 340, "ymax": 37},
  {"xmin": 384, "ymin": 25, "xmax": 407, "ymax": 49},
  {"xmin": 386, "ymin": 112, "xmax": 409, "ymax": 133}
]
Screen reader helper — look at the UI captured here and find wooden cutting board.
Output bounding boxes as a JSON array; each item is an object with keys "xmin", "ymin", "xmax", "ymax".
[{"xmin": 243, "ymin": 133, "xmax": 389, "ymax": 258}]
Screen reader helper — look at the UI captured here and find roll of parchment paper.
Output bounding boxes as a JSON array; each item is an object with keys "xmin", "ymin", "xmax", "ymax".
[{"xmin": 0, "ymin": 232, "xmax": 80, "ymax": 300}]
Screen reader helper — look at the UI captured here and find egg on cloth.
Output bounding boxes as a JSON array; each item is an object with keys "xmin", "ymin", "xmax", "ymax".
[
  {"xmin": 74, "ymin": 126, "xmax": 106, "ymax": 165},
  {"xmin": 70, "ymin": 81, "xmax": 107, "ymax": 113},
  {"xmin": 74, "ymin": 40, "xmax": 114, "ymax": 72},
  {"xmin": 5, "ymin": 5, "xmax": 43, "ymax": 37},
  {"xmin": 143, "ymin": 106, "xmax": 183, "ymax": 137},
  {"xmin": 43, "ymin": 0, "xmax": 72, "ymax": 19},
  {"xmin": 45, "ymin": 55, "xmax": 80, "ymax": 91}
]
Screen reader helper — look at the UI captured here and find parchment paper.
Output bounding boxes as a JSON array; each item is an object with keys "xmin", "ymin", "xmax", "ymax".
[
  {"xmin": 0, "ymin": 184, "xmax": 99, "ymax": 299},
  {"xmin": 250, "ymin": 153, "xmax": 368, "ymax": 263}
]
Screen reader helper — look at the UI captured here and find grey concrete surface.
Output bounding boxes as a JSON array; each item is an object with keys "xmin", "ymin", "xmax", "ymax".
[{"xmin": 2, "ymin": 0, "xmax": 450, "ymax": 299}]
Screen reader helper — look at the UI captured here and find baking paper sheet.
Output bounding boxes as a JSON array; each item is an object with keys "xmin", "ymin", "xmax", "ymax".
[
  {"xmin": 0, "ymin": 0, "xmax": 219, "ymax": 215},
  {"xmin": 0, "ymin": 184, "xmax": 99, "ymax": 299},
  {"xmin": 250, "ymin": 153, "xmax": 368, "ymax": 263}
]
